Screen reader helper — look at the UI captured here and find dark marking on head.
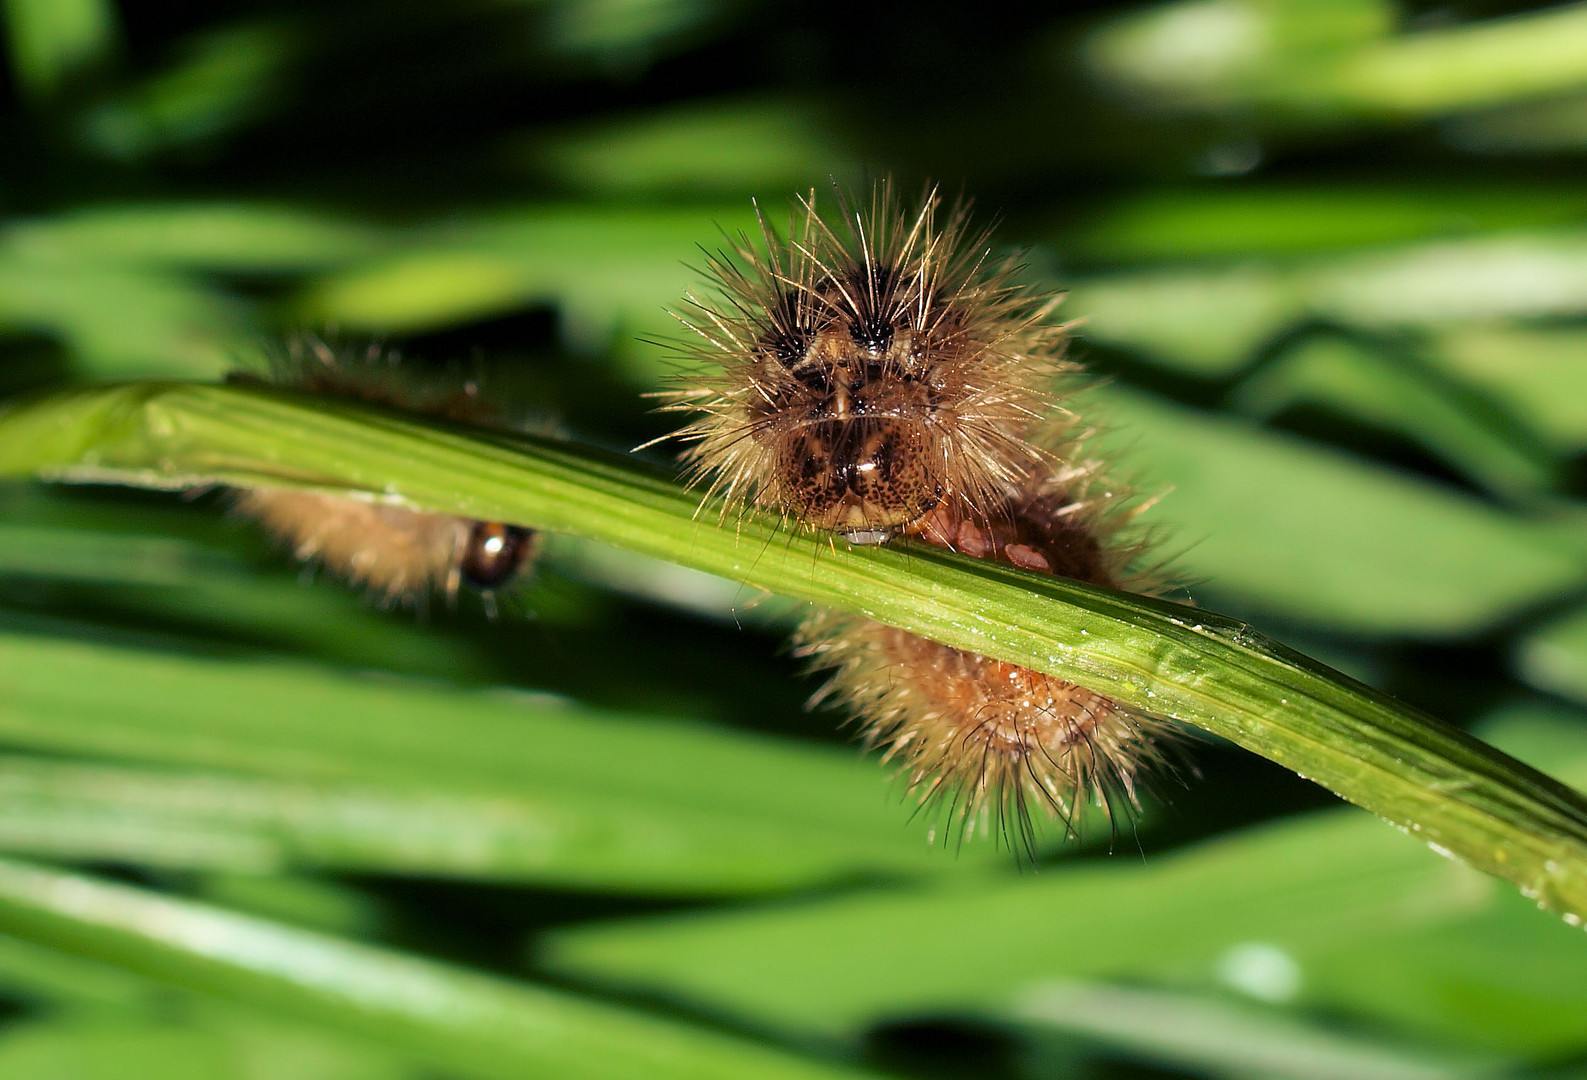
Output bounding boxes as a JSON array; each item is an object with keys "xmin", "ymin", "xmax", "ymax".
[
  {"xmin": 776, "ymin": 419, "xmax": 942, "ymax": 533},
  {"xmin": 791, "ymin": 365, "xmax": 832, "ymax": 395},
  {"xmin": 761, "ymin": 289, "xmax": 822, "ymax": 364}
]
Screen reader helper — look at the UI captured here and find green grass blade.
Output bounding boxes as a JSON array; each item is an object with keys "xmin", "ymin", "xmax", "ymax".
[
  {"xmin": 1088, "ymin": 0, "xmax": 1587, "ymax": 118},
  {"xmin": 1227, "ymin": 335, "xmax": 1558, "ymax": 499},
  {"xmin": 1069, "ymin": 232, "xmax": 1587, "ymax": 378},
  {"xmin": 545, "ymin": 772, "xmax": 1587, "ymax": 1055},
  {"xmin": 0, "ymin": 515, "xmax": 499, "ymax": 681},
  {"xmin": 0, "ymin": 857, "xmax": 879, "ymax": 1080},
  {"xmin": 1011, "ymin": 980, "xmax": 1503, "ymax": 1080},
  {"xmin": 0, "ymin": 632, "xmax": 981, "ymax": 890},
  {"xmin": 1060, "ymin": 183, "xmax": 1587, "ymax": 261},
  {"xmin": 7, "ymin": 203, "xmax": 385, "ymax": 271},
  {"xmin": 545, "ymin": 811, "xmax": 1502, "ymax": 1038},
  {"xmin": 2, "ymin": 381, "xmax": 1586, "ymax": 922},
  {"xmin": 0, "ymin": 249, "xmax": 244, "ymax": 378},
  {"xmin": 1093, "ymin": 387, "xmax": 1583, "ymax": 634},
  {"xmin": 1430, "ymin": 325, "xmax": 1587, "ymax": 452},
  {"xmin": 1516, "ymin": 604, "xmax": 1587, "ymax": 710},
  {"xmin": 1, "ymin": 0, "xmax": 118, "ymax": 101}
]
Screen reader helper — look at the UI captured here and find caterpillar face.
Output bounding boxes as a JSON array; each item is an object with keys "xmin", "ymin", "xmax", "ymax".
[
  {"xmin": 775, "ymin": 418, "xmax": 939, "ymax": 540},
  {"xmin": 756, "ymin": 316, "xmax": 947, "ymax": 540},
  {"xmin": 665, "ymin": 182, "xmax": 1066, "ymax": 537}
]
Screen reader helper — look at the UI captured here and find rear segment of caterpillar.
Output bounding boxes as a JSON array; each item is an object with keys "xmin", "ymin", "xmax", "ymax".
[
  {"xmin": 235, "ymin": 491, "xmax": 533, "ymax": 603},
  {"xmin": 795, "ymin": 449, "xmax": 1175, "ymax": 852},
  {"xmin": 665, "ymin": 182, "xmax": 1178, "ymax": 853},
  {"xmin": 233, "ymin": 335, "xmax": 536, "ymax": 609}
]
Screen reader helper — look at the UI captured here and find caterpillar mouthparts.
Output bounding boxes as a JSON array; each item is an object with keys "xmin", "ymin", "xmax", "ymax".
[
  {"xmin": 665, "ymin": 180, "xmax": 1178, "ymax": 853},
  {"xmin": 232, "ymin": 335, "xmax": 537, "ymax": 609}
]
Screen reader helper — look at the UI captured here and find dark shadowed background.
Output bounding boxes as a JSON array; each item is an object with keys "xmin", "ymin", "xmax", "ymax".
[{"xmin": 2, "ymin": 1, "xmax": 1587, "ymax": 1078}]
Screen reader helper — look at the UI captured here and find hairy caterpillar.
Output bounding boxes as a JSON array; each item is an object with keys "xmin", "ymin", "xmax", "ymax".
[
  {"xmin": 664, "ymin": 182, "xmax": 1175, "ymax": 851},
  {"xmin": 233, "ymin": 336, "xmax": 536, "ymax": 609}
]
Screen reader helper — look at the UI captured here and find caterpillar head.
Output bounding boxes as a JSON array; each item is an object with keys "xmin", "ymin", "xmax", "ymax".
[{"xmin": 665, "ymin": 181, "xmax": 1070, "ymax": 542}]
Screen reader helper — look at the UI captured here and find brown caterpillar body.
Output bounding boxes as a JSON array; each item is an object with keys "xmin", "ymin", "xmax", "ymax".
[
  {"xmin": 668, "ymin": 183, "xmax": 1176, "ymax": 851},
  {"xmin": 235, "ymin": 336, "xmax": 536, "ymax": 607},
  {"xmin": 796, "ymin": 459, "xmax": 1172, "ymax": 849}
]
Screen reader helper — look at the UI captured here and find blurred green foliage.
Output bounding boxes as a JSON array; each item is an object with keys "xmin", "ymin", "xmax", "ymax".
[{"xmin": 3, "ymin": 1, "xmax": 1587, "ymax": 1078}]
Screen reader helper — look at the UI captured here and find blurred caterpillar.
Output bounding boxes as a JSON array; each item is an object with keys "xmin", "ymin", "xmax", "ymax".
[
  {"xmin": 233, "ymin": 335, "xmax": 536, "ymax": 610},
  {"xmin": 664, "ymin": 182, "xmax": 1175, "ymax": 851}
]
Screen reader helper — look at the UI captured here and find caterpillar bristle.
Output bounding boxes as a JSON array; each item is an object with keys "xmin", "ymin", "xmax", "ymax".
[
  {"xmin": 665, "ymin": 181, "xmax": 1182, "ymax": 856},
  {"xmin": 258, "ymin": 333, "xmax": 505, "ymax": 427},
  {"xmin": 659, "ymin": 179, "xmax": 1074, "ymax": 542},
  {"xmin": 793, "ymin": 463, "xmax": 1178, "ymax": 855},
  {"xmin": 233, "ymin": 334, "xmax": 537, "ymax": 609}
]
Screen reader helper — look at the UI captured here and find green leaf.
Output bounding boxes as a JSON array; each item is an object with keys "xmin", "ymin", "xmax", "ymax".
[
  {"xmin": 0, "ymin": 631, "xmax": 982, "ymax": 891},
  {"xmin": 1428, "ymin": 325, "xmax": 1587, "ymax": 452},
  {"xmin": 1095, "ymin": 386, "xmax": 1584, "ymax": 634},
  {"xmin": 1012, "ymin": 980, "xmax": 1504, "ymax": 1080},
  {"xmin": 0, "ymin": 246, "xmax": 246, "ymax": 379},
  {"xmin": 1070, "ymin": 232, "xmax": 1587, "ymax": 375},
  {"xmin": 0, "ymin": 510, "xmax": 500, "ymax": 682},
  {"xmin": 1069, "ymin": 264, "xmax": 1301, "ymax": 376},
  {"xmin": 544, "ymin": 707, "xmax": 1587, "ymax": 1057},
  {"xmin": 0, "ymin": 857, "xmax": 881, "ymax": 1080},
  {"xmin": 294, "ymin": 206, "xmax": 753, "ymax": 366},
  {"xmin": 78, "ymin": 24, "xmax": 293, "ymax": 160},
  {"xmin": 540, "ymin": 0, "xmax": 723, "ymax": 63},
  {"xmin": 194, "ymin": 874, "xmax": 377, "ymax": 938},
  {"xmin": 0, "ymin": 930, "xmax": 168, "ymax": 1014},
  {"xmin": 547, "ymin": 787, "xmax": 1587, "ymax": 1059},
  {"xmin": 1227, "ymin": 335, "xmax": 1558, "ymax": 498},
  {"xmin": 1061, "ymin": 183, "xmax": 1587, "ymax": 261},
  {"xmin": 1, "ymin": 381, "xmax": 1586, "ymax": 924},
  {"xmin": 1084, "ymin": 0, "xmax": 1393, "ymax": 114},
  {"xmin": 1515, "ymin": 605, "xmax": 1587, "ymax": 710},
  {"xmin": 1087, "ymin": 0, "xmax": 1587, "ymax": 118},
  {"xmin": 0, "ymin": 1017, "xmax": 415, "ymax": 1080},
  {"xmin": 522, "ymin": 97, "xmax": 854, "ymax": 197},
  {"xmin": 0, "ymin": 0, "xmax": 118, "ymax": 101},
  {"xmin": 1317, "ymin": 5, "xmax": 1587, "ymax": 116},
  {"xmin": 0, "ymin": 929, "xmax": 422, "ymax": 1080},
  {"xmin": 5, "ymin": 204, "xmax": 385, "ymax": 272}
]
